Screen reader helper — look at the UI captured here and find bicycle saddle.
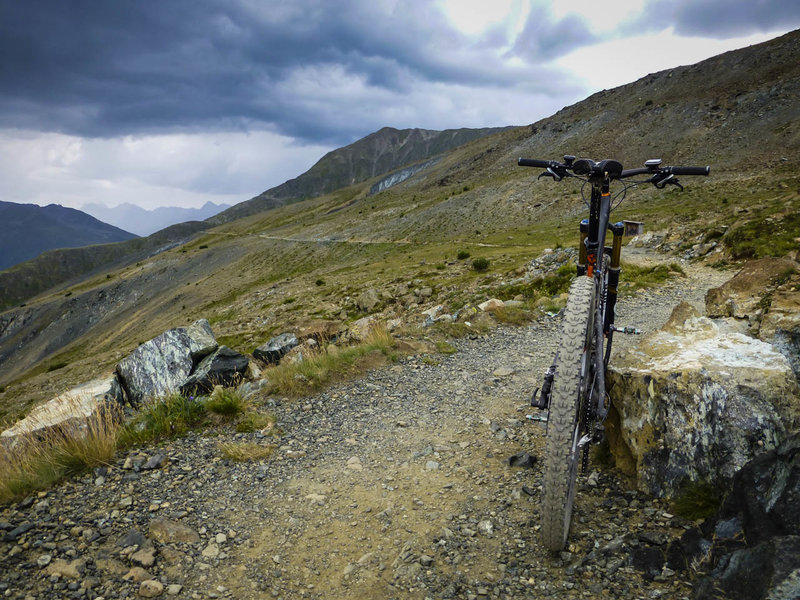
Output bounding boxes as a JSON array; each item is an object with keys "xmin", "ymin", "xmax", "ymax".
[{"xmin": 572, "ymin": 158, "xmax": 624, "ymax": 178}]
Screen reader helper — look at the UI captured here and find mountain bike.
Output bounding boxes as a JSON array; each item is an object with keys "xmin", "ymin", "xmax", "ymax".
[{"xmin": 518, "ymin": 155, "xmax": 710, "ymax": 552}]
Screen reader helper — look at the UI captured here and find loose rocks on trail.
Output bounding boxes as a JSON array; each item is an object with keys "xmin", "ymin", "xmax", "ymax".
[{"xmin": 0, "ymin": 261, "xmax": 731, "ymax": 600}]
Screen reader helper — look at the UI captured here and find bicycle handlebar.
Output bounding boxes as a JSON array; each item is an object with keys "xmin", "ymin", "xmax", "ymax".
[
  {"xmin": 518, "ymin": 156, "xmax": 710, "ymax": 180},
  {"xmin": 518, "ymin": 158, "xmax": 557, "ymax": 169}
]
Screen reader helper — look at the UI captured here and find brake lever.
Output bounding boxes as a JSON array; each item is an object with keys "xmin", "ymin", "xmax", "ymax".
[
  {"xmin": 649, "ymin": 173, "xmax": 683, "ymax": 191},
  {"xmin": 538, "ymin": 166, "xmax": 568, "ymax": 182}
]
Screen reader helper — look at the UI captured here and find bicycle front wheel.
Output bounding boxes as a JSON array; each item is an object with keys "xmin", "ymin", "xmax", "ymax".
[{"xmin": 540, "ymin": 275, "xmax": 595, "ymax": 552}]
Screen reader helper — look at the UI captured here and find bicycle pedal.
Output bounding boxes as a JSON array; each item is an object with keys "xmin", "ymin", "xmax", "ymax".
[
  {"xmin": 611, "ymin": 325, "xmax": 642, "ymax": 335},
  {"xmin": 526, "ymin": 413, "xmax": 548, "ymax": 423}
]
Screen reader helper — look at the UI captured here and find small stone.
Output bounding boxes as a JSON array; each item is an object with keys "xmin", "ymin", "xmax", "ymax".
[
  {"xmin": 425, "ymin": 461, "xmax": 440, "ymax": 471},
  {"xmin": 419, "ymin": 555, "xmax": 434, "ymax": 566},
  {"xmin": 215, "ymin": 533, "xmax": 227, "ymax": 545},
  {"xmin": 123, "ymin": 567, "xmax": 152, "ymax": 583},
  {"xmin": 131, "ymin": 547, "xmax": 156, "ymax": 568},
  {"xmin": 201, "ymin": 543, "xmax": 220, "ymax": 559},
  {"xmin": 346, "ymin": 456, "xmax": 363, "ymax": 471},
  {"xmin": 139, "ymin": 579, "xmax": 164, "ymax": 597},
  {"xmin": 478, "ymin": 520, "xmax": 494, "ymax": 535},
  {"xmin": 37, "ymin": 554, "xmax": 52, "ymax": 567},
  {"xmin": 492, "ymin": 366, "xmax": 514, "ymax": 377},
  {"xmin": 166, "ymin": 584, "xmax": 183, "ymax": 596}
]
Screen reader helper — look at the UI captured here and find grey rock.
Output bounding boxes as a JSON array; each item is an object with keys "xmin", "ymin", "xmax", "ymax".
[
  {"xmin": 180, "ymin": 345, "xmax": 249, "ymax": 395},
  {"xmin": 117, "ymin": 320, "xmax": 218, "ymax": 405},
  {"xmin": 253, "ymin": 333, "xmax": 298, "ymax": 365},
  {"xmin": 148, "ymin": 518, "xmax": 200, "ymax": 544}
]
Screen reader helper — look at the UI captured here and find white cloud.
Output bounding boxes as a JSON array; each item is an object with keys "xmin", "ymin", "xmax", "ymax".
[
  {"xmin": 0, "ymin": 129, "xmax": 332, "ymax": 211},
  {"xmin": 554, "ymin": 28, "xmax": 784, "ymax": 90}
]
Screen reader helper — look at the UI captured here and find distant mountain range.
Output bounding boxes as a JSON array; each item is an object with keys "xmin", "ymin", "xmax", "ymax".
[
  {"xmin": 81, "ymin": 201, "xmax": 231, "ymax": 236},
  {"xmin": 0, "ymin": 201, "xmax": 138, "ymax": 271}
]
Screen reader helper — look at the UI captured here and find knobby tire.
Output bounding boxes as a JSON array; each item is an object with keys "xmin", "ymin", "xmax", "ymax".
[{"xmin": 540, "ymin": 276, "xmax": 594, "ymax": 552}]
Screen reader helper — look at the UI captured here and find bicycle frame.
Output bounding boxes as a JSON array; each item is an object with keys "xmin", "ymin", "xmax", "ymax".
[{"xmin": 579, "ymin": 174, "xmax": 625, "ymax": 422}]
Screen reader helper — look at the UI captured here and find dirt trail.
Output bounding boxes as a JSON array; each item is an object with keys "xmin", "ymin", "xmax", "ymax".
[{"xmin": 0, "ymin": 257, "xmax": 732, "ymax": 600}]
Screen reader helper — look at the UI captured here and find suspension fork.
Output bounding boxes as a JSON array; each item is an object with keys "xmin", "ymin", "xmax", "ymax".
[{"xmin": 585, "ymin": 176, "xmax": 613, "ymax": 420}]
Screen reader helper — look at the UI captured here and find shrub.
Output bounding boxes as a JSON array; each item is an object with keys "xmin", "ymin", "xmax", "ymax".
[
  {"xmin": 472, "ymin": 257, "xmax": 490, "ymax": 272},
  {"xmin": 457, "ymin": 250, "xmax": 471, "ymax": 260}
]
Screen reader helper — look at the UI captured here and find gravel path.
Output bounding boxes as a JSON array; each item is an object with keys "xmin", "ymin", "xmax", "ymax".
[{"xmin": 0, "ymin": 258, "xmax": 731, "ymax": 600}]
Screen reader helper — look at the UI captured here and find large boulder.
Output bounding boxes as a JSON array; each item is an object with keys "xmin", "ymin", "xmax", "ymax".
[
  {"xmin": 606, "ymin": 302, "xmax": 799, "ymax": 498},
  {"xmin": 253, "ymin": 333, "xmax": 298, "ymax": 364},
  {"xmin": 705, "ymin": 258, "xmax": 797, "ymax": 319},
  {"xmin": 116, "ymin": 319, "xmax": 218, "ymax": 405},
  {"xmin": 1, "ymin": 376, "xmax": 123, "ymax": 439},
  {"xmin": 180, "ymin": 346, "xmax": 250, "ymax": 396}
]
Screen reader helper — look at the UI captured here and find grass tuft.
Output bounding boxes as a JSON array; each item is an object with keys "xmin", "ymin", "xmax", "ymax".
[
  {"xmin": 205, "ymin": 387, "xmax": 246, "ymax": 417},
  {"xmin": 266, "ymin": 325, "xmax": 395, "ymax": 397},
  {"xmin": 219, "ymin": 441, "xmax": 275, "ymax": 462},
  {"xmin": 670, "ymin": 480, "xmax": 724, "ymax": 521},
  {"xmin": 235, "ymin": 411, "xmax": 278, "ymax": 434},
  {"xmin": 119, "ymin": 393, "xmax": 207, "ymax": 447},
  {"xmin": 0, "ymin": 401, "xmax": 120, "ymax": 504}
]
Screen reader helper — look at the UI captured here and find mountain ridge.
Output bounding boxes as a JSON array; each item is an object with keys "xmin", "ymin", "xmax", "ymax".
[
  {"xmin": 0, "ymin": 201, "xmax": 138, "ymax": 272},
  {"xmin": 82, "ymin": 201, "xmax": 231, "ymax": 236},
  {"xmin": 207, "ymin": 126, "xmax": 511, "ymax": 224}
]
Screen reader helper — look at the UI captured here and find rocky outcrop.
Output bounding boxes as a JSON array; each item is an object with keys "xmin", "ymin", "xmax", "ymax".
[
  {"xmin": 660, "ymin": 433, "xmax": 800, "ymax": 600},
  {"xmin": 116, "ymin": 319, "xmax": 218, "ymax": 405},
  {"xmin": 180, "ymin": 346, "xmax": 250, "ymax": 396},
  {"xmin": 606, "ymin": 302, "xmax": 799, "ymax": 498},
  {"xmin": 760, "ymin": 287, "xmax": 800, "ymax": 384},
  {"xmin": 253, "ymin": 333, "xmax": 298, "ymax": 365},
  {"xmin": 0, "ymin": 376, "xmax": 123, "ymax": 439},
  {"xmin": 705, "ymin": 258, "xmax": 797, "ymax": 319}
]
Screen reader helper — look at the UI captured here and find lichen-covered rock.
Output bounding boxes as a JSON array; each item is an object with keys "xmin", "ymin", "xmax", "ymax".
[
  {"xmin": 180, "ymin": 346, "xmax": 249, "ymax": 396},
  {"xmin": 760, "ymin": 288, "xmax": 800, "ymax": 384},
  {"xmin": 253, "ymin": 332, "xmax": 298, "ymax": 364},
  {"xmin": 606, "ymin": 302, "xmax": 799, "ymax": 498},
  {"xmin": 705, "ymin": 258, "xmax": 797, "ymax": 319},
  {"xmin": 116, "ymin": 319, "xmax": 218, "ymax": 405},
  {"xmin": 1, "ymin": 376, "xmax": 123, "ymax": 439}
]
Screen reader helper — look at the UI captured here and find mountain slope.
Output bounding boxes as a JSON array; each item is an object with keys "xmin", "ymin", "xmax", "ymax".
[
  {"xmin": 1, "ymin": 30, "xmax": 798, "ymax": 421},
  {"xmin": 208, "ymin": 126, "xmax": 510, "ymax": 224},
  {"xmin": 81, "ymin": 201, "xmax": 231, "ymax": 236},
  {"xmin": 0, "ymin": 202, "xmax": 138, "ymax": 271}
]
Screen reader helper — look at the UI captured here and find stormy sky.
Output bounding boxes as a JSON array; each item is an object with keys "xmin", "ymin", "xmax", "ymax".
[{"xmin": 0, "ymin": 0, "xmax": 798, "ymax": 212}]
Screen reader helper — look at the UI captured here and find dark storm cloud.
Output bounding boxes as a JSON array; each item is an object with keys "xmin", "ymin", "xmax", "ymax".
[
  {"xmin": 0, "ymin": 0, "xmax": 585, "ymax": 145},
  {"xmin": 510, "ymin": 10, "xmax": 599, "ymax": 61},
  {"xmin": 633, "ymin": 0, "xmax": 800, "ymax": 38}
]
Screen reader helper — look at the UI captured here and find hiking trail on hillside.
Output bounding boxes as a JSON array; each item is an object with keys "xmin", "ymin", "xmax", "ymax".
[{"xmin": 0, "ymin": 255, "xmax": 731, "ymax": 600}]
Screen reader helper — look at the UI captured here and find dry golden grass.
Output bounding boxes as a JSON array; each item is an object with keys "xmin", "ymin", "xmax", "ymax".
[
  {"xmin": 265, "ymin": 324, "xmax": 396, "ymax": 397},
  {"xmin": 0, "ymin": 400, "xmax": 120, "ymax": 503},
  {"xmin": 218, "ymin": 441, "xmax": 275, "ymax": 462}
]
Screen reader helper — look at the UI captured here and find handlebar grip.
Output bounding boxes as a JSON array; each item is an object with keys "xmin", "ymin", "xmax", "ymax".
[
  {"xmin": 670, "ymin": 166, "xmax": 710, "ymax": 176},
  {"xmin": 518, "ymin": 158, "xmax": 553, "ymax": 168}
]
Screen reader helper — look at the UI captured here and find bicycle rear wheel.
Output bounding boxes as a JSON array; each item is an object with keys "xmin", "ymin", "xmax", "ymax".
[{"xmin": 540, "ymin": 275, "xmax": 595, "ymax": 552}]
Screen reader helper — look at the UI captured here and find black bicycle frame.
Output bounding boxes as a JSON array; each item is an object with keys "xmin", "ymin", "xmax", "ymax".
[{"xmin": 577, "ymin": 174, "xmax": 624, "ymax": 421}]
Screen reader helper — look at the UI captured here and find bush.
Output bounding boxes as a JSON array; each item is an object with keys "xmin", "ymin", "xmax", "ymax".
[
  {"xmin": 457, "ymin": 250, "xmax": 471, "ymax": 260},
  {"xmin": 472, "ymin": 257, "xmax": 490, "ymax": 272}
]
